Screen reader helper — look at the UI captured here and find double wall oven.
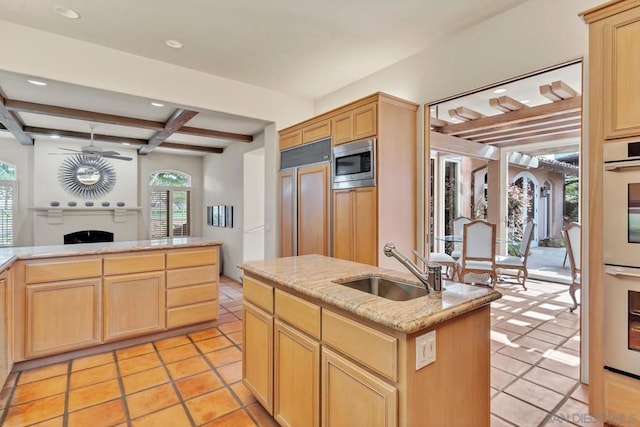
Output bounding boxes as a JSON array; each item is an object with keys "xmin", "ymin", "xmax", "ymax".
[{"xmin": 603, "ymin": 140, "xmax": 640, "ymax": 378}]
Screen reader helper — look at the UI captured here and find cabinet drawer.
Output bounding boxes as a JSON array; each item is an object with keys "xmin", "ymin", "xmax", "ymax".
[
  {"xmin": 275, "ymin": 290, "xmax": 320, "ymax": 339},
  {"xmin": 26, "ymin": 258, "xmax": 102, "ymax": 284},
  {"xmin": 167, "ymin": 283, "xmax": 218, "ymax": 308},
  {"xmin": 322, "ymin": 310, "xmax": 397, "ymax": 382},
  {"xmin": 243, "ymin": 276, "xmax": 273, "ymax": 313},
  {"xmin": 167, "ymin": 301, "xmax": 218, "ymax": 328},
  {"xmin": 166, "ymin": 248, "xmax": 218, "ymax": 269},
  {"xmin": 302, "ymin": 119, "xmax": 331, "ymax": 144},
  {"xmin": 167, "ymin": 265, "xmax": 218, "ymax": 288},
  {"xmin": 104, "ymin": 252, "xmax": 165, "ymax": 275}
]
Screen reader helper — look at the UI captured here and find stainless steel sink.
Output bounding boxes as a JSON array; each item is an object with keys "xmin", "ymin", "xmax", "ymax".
[{"xmin": 335, "ymin": 276, "xmax": 426, "ymax": 301}]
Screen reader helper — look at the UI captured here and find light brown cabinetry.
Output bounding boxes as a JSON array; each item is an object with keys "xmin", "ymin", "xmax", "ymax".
[
  {"xmin": 278, "ymin": 162, "xmax": 330, "ymax": 258},
  {"xmin": 332, "ymin": 102, "xmax": 377, "ymax": 145},
  {"xmin": 242, "ymin": 276, "xmax": 274, "ymax": 414},
  {"xmin": 322, "ymin": 347, "xmax": 397, "ymax": 427},
  {"xmin": 601, "ymin": 6, "xmax": 640, "ymax": 139},
  {"xmin": 332, "ymin": 187, "xmax": 377, "ymax": 265},
  {"xmin": 26, "ymin": 278, "xmax": 102, "ymax": 358},
  {"xmin": 278, "ymin": 93, "xmax": 417, "ymax": 268},
  {"xmin": 0, "ymin": 270, "xmax": 11, "ymax": 387},
  {"xmin": 166, "ymin": 248, "xmax": 219, "ymax": 328},
  {"xmin": 103, "ymin": 272, "xmax": 166, "ymax": 341},
  {"xmin": 279, "ymin": 119, "xmax": 332, "ymax": 151},
  {"xmin": 581, "ymin": 2, "xmax": 640, "ymax": 422}
]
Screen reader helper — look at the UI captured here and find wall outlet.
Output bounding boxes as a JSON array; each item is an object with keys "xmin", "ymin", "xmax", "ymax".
[{"xmin": 415, "ymin": 330, "xmax": 436, "ymax": 370}]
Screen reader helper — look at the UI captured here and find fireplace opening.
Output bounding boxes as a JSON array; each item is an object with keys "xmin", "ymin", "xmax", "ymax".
[{"xmin": 64, "ymin": 230, "xmax": 114, "ymax": 244}]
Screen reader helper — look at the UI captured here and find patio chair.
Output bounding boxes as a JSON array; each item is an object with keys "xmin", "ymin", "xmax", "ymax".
[
  {"xmin": 427, "ymin": 251, "xmax": 457, "ymax": 280},
  {"xmin": 563, "ymin": 222, "xmax": 581, "ymax": 312},
  {"xmin": 495, "ymin": 219, "xmax": 535, "ymax": 290},
  {"xmin": 457, "ymin": 219, "xmax": 497, "ymax": 287},
  {"xmin": 451, "ymin": 216, "xmax": 472, "ymax": 260}
]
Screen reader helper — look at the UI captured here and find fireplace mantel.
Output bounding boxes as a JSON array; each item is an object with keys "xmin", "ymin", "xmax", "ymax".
[{"xmin": 31, "ymin": 206, "xmax": 142, "ymax": 224}]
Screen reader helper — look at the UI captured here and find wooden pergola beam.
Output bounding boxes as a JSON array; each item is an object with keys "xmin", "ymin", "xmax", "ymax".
[
  {"xmin": 448, "ymin": 106, "xmax": 485, "ymax": 121},
  {"xmin": 488, "ymin": 130, "xmax": 582, "ymax": 148},
  {"xmin": 0, "ymin": 94, "xmax": 33, "ymax": 145},
  {"xmin": 489, "ymin": 96, "xmax": 528, "ymax": 112},
  {"xmin": 466, "ymin": 118, "xmax": 582, "ymax": 144},
  {"xmin": 455, "ymin": 111, "xmax": 580, "ymax": 140},
  {"xmin": 540, "ymin": 80, "xmax": 579, "ymax": 102},
  {"xmin": 429, "ymin": 117, "xmax": 451, "ymax": 128},
  {"xmin": 139, "ymin": 109, "xmax": 199, "ymax": 155},
  {"xmin": 438, "ymin": 96, "xmax": 581, "ymax": 136},
  {"xmin": 430, "ymin": 131, "xmax": 500, "ymax": 160}
]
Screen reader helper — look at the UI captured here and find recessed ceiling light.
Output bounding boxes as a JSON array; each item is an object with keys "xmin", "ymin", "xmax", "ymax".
[
  {"xmin": 151, "ymin": 102, "xmax": 165, "ymax": 107},
  {"xmin": 165, "ymin": 39, "xmax": 183, "ymax": 49},
  {"xmin": 520, "ymin": 99, "xmax": 531, "ymax": 104},
  {"xmin": 493, "ymin": 88, "xmax": 507, "ymax": 94},
  {"xmin": 28, "ymin": 79, "xmax": 47, "ymax": 86},
  {"xmin": 54, "ymin": 6, "xmax": 80, "ymax": 19}
]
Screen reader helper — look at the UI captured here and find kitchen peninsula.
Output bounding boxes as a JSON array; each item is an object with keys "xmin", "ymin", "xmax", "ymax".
[
  {"xmin": 239, "ymin": 255, "xmax": 501, "ymax": 427},
  {"xmin": 0, "ymin": 237, "xmax": 221, "ymax": 383}
]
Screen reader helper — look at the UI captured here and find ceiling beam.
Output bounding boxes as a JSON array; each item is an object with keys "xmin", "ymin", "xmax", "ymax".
[
  {"xmin": 161, "ymin": 142, "xmax": 224, "ymax": 154},
  {"xmin": 429, "ymin": 117, "xmax": 452, "ymax": 128},
  {"xmin": 488, "ymin": 130, "xmax": 582, "ymax": 148},
  {"xmin": 466, "ymin": 118, "xmax": 582, "ymax": 144},
  {"xmin": 475, "ymin": 123, "xmax": 582, "ymax": 145},
  {"xmin": 139, "ymin": 109, "xmax": 199, "ymax": 155},
  {"xmin": 539, "ymin": 84, "xmax": 563, "ymax": 102},
  {"xmin": 0, "ymin": 94, "xmax": 33, "ymax": 145},
  {"xmin": 430, "ymin": 131, "xmax": 500, "ymax": 160},
  {"xmin": 437, "ymin": 96, "xmax": 582, "ymax": 136},
  {"xmin": 5, "ymin": 98, "xmax": 254, "ymax": 143},
  {"xmin": 24, "ymin": 126, "xmax": 147, "ymax": 145},
  {"xmin": 551, "ymin": 80, "xmax": 579, "ymax": 99},
  {"xmin": 454, "ymin": 111, "xmax": 580, "ymax": 140},
  {"xmin": 178, "ymin": 126, "xmax": 253, "ymax": 142}
]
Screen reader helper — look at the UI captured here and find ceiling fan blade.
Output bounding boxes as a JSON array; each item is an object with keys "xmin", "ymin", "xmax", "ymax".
[
  {"xmin": 102, "ymin": 154, "xmax": 133, "ymax": 161},
  {"xmin": 58, "ymin": 147, "xmax": 82, "ymax": 152},
  {"xmin": 98, "ymin": 150, "xmax": 123, "ymax": 157}
]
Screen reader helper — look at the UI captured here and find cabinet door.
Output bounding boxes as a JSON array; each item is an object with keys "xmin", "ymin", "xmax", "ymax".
[
  {"xmin": 604, "ymin": 8, "xmax": 640, "ymax": 139},
  {"xmin": 26, "ymin": 279, "xmax": 102, "ymax": 358},
  {"xmin": 298, "ymin": 163, "xmax": 330, "ymax": 256},
  {"xmin": 279, "ymin": 169, "xmax": 295, "ymax": 257},
  {"xmin": 243, "ymin": 302, "xmax": 274, "ymax": 414},
  {"xmin": 354, "ymin": 187, "xmax": 378, "ymax": 266},
  {"xmin": 322, "ymin": 347, "xmax": 397, "ymax": 427},
  {"xmin": 280, "ymin": 129, "xmax": 302, "ymax": 151},
  {"xmin": 103, "ymin": 271, "xmax": 166, "ymax": 341},
  {"xmin": 332, "ymin": 189, "xmax": 354, "ymax": 261},
  {"xmin": 274, "ymin": 320, "xmax": 320, "ymax": 427},
  {"xmin": 332, "ymin": 112, "xmax": 353, "ymax": 146},
  {"xmin": 0, "ymin": 275, "xmax": 7, "ymax": 386},
  {"xmin": 352, "ymin": 103, "xmax": 377, "ymax": 140},
  {"xmin": 302, "ymin": 119, "xmax": 331, "ymax": 144}
]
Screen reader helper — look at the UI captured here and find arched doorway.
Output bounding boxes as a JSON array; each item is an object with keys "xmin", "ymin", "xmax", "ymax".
[{"xmin": 512, "ymin": 171, "xmax": 539, "ymax": 246}]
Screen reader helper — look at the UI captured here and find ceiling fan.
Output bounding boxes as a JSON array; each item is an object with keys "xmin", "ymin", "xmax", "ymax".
[{"xmin": 53, "ymin": 125, "xmax": 133, "ymax": 161}]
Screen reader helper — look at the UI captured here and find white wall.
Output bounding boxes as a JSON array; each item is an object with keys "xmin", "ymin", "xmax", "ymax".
[
  {"xmin": 243, "ymin": 147, "xmax": 265, "ymax": 262},
  {"xmin": 203, "ymin": 133, "xmax": 266, "ymax": 281},
  {"xmin": 314, "ymin": 0, "xmax": 600, "ymax": 113},
  {"xmin": 138, "ymin": 152, "xmax": 204, "ymax": 240}
]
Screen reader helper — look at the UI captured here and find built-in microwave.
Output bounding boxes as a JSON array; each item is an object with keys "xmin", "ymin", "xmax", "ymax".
[{"xmin": 332, "ymin": 138, "xmax": 376, "ymax": 189}]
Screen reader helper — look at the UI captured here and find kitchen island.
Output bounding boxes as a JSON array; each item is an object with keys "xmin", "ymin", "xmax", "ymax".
[
  {"xmin": 0, "ymin": 237, "xmax": 221, "ymax": 378},
  {"xmin": 239, "ymin": 255, "xmax": 501, "ymax": 427}
]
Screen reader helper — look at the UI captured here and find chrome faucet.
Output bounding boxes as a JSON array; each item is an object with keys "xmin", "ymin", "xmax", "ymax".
[{"xmin": 383, "ymin": 243, "xmax": 442, "ymax": 296}]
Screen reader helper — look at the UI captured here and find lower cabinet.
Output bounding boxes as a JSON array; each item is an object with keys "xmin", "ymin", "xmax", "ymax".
[
  {"xmin": 243, "ymin": 301, "xmax": 274, "ymax": 414},
  {"xmin": 25, "ymin": 278, "xmax": 102, "ymax": 358},
  {"xmin": 274, "ymin": 319, "xmax": 320, "ymax": 427},
  {"xmin": 103, "ymin": 271, "xmax": 166, "ymax": 341},
  {"xmin": 0, "ymin": 271, "xmax": 10, "ymax": 387},
  {"xmin": 332, "ymin": 187, "xmax": 377, "ymax": 266},
  {"xmin": 322, "ymin": 347, "xmax": 397, "ymax": 427}
]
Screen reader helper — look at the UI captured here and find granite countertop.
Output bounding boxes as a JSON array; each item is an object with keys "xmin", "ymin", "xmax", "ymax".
[
  {"xmin": 239, "ymin": 254, "xmax": 502, "ymax": 334},
  {"xmin": 0, "ymin": 237, "xmax": 222, "ymax": 271}
]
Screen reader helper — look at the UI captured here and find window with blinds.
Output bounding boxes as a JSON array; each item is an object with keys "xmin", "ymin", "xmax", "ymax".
[
  {"xmin": 148, "ymin": 170, "xmax": 191, "ymax": 239},
  {"xmin": 0, "ymin": 183, "xmax": 14, "ymax": 247}
]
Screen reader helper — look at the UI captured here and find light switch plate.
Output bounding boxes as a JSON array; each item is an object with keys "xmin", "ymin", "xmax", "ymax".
[{"xmin": 415, "ymin": 330, "xmax": 436, "ymax": 370}]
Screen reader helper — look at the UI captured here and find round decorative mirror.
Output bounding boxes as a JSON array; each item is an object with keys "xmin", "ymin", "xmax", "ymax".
[{"xmin": 58, "ymin": 154, "xmax": 116, "ymax": 199}]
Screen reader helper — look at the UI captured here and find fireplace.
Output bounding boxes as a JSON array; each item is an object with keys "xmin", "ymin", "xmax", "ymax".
[{"xmin": 64, "ymin": 230, "xmax": 114, "ymax": 244}]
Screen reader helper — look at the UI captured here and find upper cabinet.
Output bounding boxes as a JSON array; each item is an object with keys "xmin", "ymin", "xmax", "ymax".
[
  {"xmin": 332, "ymin": 102, "xmax": 377, "ymax": 145},
  {"xmin": 584, "ymin": 3, "xmax": 640, "ymax": 140},
  {"xmin": 279, "ymin": 119, "xmax": 331, "ymax": 151}
]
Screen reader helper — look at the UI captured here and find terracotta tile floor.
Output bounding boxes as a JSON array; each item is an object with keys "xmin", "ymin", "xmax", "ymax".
[{"xmin": 0, "ymin": 275, "xmax": 592, "ymax": 426}]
